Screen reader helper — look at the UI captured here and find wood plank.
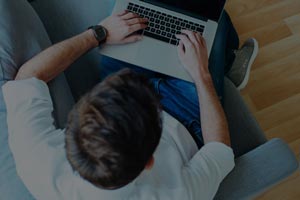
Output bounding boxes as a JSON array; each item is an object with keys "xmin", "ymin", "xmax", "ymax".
[
  {"xmin": 265, "ymin": 115, "xmax": 300, "ymax": 143},
  {"xmin": 285, "ymin": 14, "xmax": 300, "ymax": 34},
  {"xmin": 239, "ymin": 21, "xmax": 292, "ymax": 48},
  {"xmin": 231, "ymin": 0, "xmax": 300, "ymax": 35},
  {"xmin": 255, "ymin": 93, "xmax": 300, "ymax": 132},
  {"xmin": 250, "ymin": 51, "xmax": 300, "ymax": 81},
  {"xmin": 256, "ymin": 172, "xmax": 300, "ymax": 200},
  {"xmin": 289, "ymin": 138, "xmax": 300, "ymax": 159},
  {"xmin": 254, "ymin": 34, "xmax": 300, "ymax": 69},
  {"xmin": 246, "ymin": 51, "xmax": 300, "ymax": 110},
  {"xmin": 226, "ymin": 0, "xmax": 284, "ymax": 19}
]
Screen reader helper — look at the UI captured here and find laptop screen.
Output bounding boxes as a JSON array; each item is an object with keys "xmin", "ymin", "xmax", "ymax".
[{"xmin": 140, "ymin": 0, "xmax": 226, "ymax": 22}]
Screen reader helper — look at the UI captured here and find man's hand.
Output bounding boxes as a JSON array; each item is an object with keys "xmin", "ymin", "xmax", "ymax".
[
  {"xmin": 100, "ymin": 11, "xmax": 148, "ymax": 45},
  {"xmin": 176, "ymin": 30, "xmax": 209, "ymax": 82},
  {"xmin": 176, "ymin": 30, "xmax": 231, "ymax": 147}
]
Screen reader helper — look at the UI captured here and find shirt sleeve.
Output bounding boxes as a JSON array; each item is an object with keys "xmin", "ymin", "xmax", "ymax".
[
  {"xmin": 2, "ymin": 78, "xmax": 66, "ymax": 199},
  {"xmin": 182, "ymin": 142, "xmax": 235, "ymax": 200}
]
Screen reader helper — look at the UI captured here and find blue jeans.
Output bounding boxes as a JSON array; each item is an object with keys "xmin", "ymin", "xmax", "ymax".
[{"xmin": 99, "ymin": 11, "xmax": 239, "ymax": 148}]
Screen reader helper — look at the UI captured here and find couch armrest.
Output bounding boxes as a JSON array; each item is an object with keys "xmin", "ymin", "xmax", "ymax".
[
  {"xmin": 214, "ymin": 138, "xmax": 299, "ymax": 200},
  {"xmin": 223, "ymin": 77, "xmax": 267, "ymax": 157}
]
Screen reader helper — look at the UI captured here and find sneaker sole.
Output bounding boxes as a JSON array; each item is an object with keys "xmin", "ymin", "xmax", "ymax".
[{"xmin": 237, "ymin": 38, "xmax": 259, "ymax": 90}]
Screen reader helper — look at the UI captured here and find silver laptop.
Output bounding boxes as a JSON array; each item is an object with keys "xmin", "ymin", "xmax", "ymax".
[{"xmin": 100, "ymin": 0, "xmax": 227, "ymax": 82}]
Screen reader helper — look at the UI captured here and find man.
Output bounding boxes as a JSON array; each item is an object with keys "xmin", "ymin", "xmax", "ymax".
[{"xmin": 3, "ymin": 10, "xmax": 256, "ymax": 200}]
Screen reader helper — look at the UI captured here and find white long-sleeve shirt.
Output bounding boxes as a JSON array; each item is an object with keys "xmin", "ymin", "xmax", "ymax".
[{"xmin": 2, "ymin": 78, "xmax": 235, "ymax": 200}]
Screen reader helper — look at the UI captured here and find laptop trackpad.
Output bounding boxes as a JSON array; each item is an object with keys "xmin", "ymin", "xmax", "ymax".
[
  {"xmin": 100, "ymin": 42, "xmax": 140, "ymax": 63},
  {"xmin": 136, "ymin": 37, "xmax": 192, "ymax": 82}
]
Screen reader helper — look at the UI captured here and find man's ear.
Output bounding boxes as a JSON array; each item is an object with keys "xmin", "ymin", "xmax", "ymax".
[{"xmin": 145, "ymin": 156, "xmax": 155, "ymax": 170}]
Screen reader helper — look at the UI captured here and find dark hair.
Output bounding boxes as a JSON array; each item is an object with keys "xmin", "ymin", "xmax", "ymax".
[{"xmin": 65, "ymin": 69, "xmax": 162, "ymax": 189}]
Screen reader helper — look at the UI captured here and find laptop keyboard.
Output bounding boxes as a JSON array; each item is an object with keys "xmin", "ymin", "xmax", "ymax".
[{"xmin": 127, "ymin": 3, "xmax": 205, "ymax": 46}]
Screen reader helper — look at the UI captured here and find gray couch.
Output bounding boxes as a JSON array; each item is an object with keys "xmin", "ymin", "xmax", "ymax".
[{"xmin": 0, "ymin": 0, "xmax": 298, "ymax": 200}]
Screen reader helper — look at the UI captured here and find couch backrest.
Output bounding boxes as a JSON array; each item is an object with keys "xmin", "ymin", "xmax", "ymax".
[
  {"xmin": 0, "ymin": 1, "xmax": 53, "ymax": 199},
  {"xmin": 0, "ymin": 1, "xmax": 74, "ymax": 199}
]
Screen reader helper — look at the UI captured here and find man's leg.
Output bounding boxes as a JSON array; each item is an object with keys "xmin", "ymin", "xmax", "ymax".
[
  {"xmin": 224, "ymin": 13, "xmax": 240, "ymax": 72},
  {"xmin": 208, "ymin": 11, "xmax": 240, "ymax": 99},
  {"xmin": 222, "ymin": 12, "xmax": 259, "ymax": 90}
]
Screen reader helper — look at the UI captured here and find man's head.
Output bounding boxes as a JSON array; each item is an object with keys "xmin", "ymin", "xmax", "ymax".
[{"xmin": 65, "ymin": 69, "xmax": 162, "ymax": 189}]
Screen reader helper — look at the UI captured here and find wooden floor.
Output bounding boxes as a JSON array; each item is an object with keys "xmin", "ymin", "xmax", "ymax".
[{"xmin": 225, "ymin": 0, "xmax": 300, "ymax": 199}]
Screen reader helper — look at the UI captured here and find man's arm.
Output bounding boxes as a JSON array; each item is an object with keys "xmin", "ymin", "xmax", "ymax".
[
  {"xmin": 15, "ymin": 29, "xmax": 98, "ymax": 82},
  {"xmin": 15, "ymin": 11, "xmax": 148, "ymax": 82},
  {"xmin": 176, "ymin": 30, "xmax": 231, "ymax": 146}
]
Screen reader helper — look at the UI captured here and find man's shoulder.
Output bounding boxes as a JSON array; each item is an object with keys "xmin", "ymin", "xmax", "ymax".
[
  {"xmin": 3, "ymin": 77, "xmax": 50, "ymax": 105},
  {"xmin": 3, "ymin": 77, "xmax": 53, "ymax": 119}
]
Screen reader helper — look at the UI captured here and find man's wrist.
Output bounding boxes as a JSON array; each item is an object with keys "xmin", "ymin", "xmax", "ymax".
[
  {"xmin": 194, "ymin": 70, "xmax": 214, "ymax": 89},
  {"xmin": 192, "ymin": 64, "xmax": 211, "ymax": 81},
  {"xmin": 85, "ymin": 29, "xmax": 100, "ymax": 48}
]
